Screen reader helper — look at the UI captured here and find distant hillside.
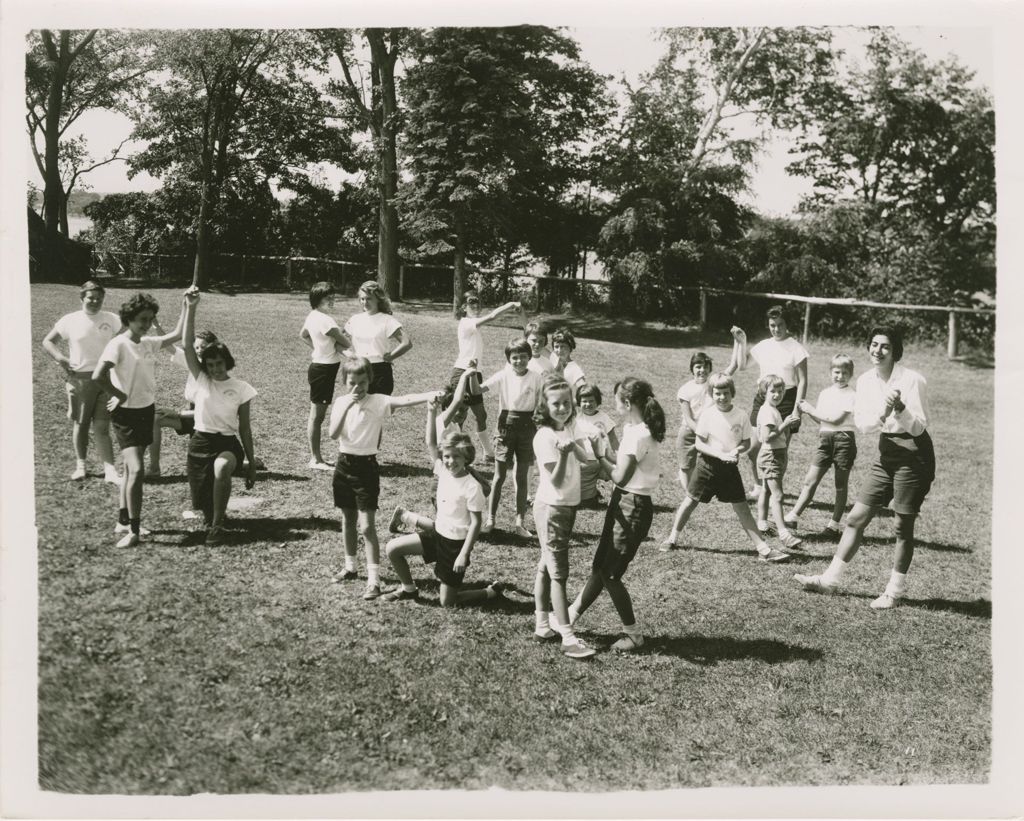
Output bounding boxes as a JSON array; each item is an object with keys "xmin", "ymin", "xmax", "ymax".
[{"xmin": 26, "ymin": 190, "xmax": 112, "ymax": 218}]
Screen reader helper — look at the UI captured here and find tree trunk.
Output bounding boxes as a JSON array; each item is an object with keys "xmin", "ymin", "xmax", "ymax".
[
  {"xmin": 42, "ymin": 38, "xmax": 68, "ymax": 239},
  {"xmin": 453, "ymin": 227, "xmax": 467, "ymax": 317},
  {"xmin": 367, "ymin": 30, "xmax": 401, "ymax": 300},
  {"xmin": 192, "ymin": 186, "xmax": 211, "ymax": 290},
  {"xmin": 58, "ymin": 191, "xmax": 69, "ymax": 237}
]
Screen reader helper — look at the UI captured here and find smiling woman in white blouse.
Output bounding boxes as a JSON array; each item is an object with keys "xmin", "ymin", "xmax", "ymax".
[
  {"xmin": 344, "ymin": 281, "xmax": 411, "ymax": 395},
  {"xmin": 795, "ymin": 325, "xmax": 934, "ymax": 609}
]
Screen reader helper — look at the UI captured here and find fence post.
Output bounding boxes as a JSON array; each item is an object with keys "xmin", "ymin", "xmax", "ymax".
[
  {"xmin": 947, "ymin": 311, "xmax": 959, "ymax": 359},
  {"xmin": 399, "ymin": 264, "xmax": 405, "ymax": 301},
  {"xmin": 286, "ymin": 258, "xmax": 293, "ymax": 289},
  {"xmin": 802, "ymin": 302, "xmax": 812, "ymax": 345},
  {"xmin": 240, "ymin": 256, "xmax": 246, "ymax": 287},
  {"xmin": 699, "ymin": 288, "xmax": 707, "ymax": 330}
]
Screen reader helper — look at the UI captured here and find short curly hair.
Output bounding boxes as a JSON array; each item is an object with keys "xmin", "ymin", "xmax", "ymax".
[{"xmin": 119, "ymin": 292, "xmax": 159, "ymax": 325}]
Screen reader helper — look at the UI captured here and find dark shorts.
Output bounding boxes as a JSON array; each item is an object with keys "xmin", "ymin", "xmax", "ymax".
[
  {"xmin": 812, "ymin": 431, "xmax": 858, "ymax": 473},
  {"xmin": 579, "ymin": 458, "xmax": 601, "ymax": 502},
  {"xmin": 369, "ymin": 361, "xmax": 394, "ymax": 395},
  {"xmin": 534, "ymin": 501, "xmax": 577, "ymax": 581},
  {"xmin": 421, "ymin": 529, "xmax": 467, "ymax": 588},
  {"xmin": 65, "ymin": 372, "xmax": 109, "ymax": 424},
  {"xmin": 751, "ymin": 386, "xmax": 801, "ymax": 435},
  {"xmin": 688, "ymin": 452, "xmax": 747, "ymax": 504},
  {"xmin": 178, "ymin": 413, "xmax": 196, "ymax": 436},
  {"xmin": 858, "ymin": 431, "xmax": 935, "ymax": 516},
  {"xmin": 111, "ymin": 404, "xmax": 155, "ymax": 449},
  {"xmin": 187, "ymin": 431, "xmax": 245, "ymax": 522},
  {"xmin": 679, "ymin": 427, "xmax": 698, "ymax": 473},
  {"xmin": 448, "ymin": 367, "xmax": 484, "ymax": 408},
  {"xmin": 332, "ymin": 452, "xmax": 381, "ymax": 511},
  {"xmin": 756, "ymin": 446, "xmax": 788, "ymax": 481},
  {"xmin": 592, "ymin": 487, "xmax": 653, "ymax": 580},
  {"xmin": 308, "ymin": 362, "xmax": 341, "ymax": 405},
  {"xmin": 493, "ymin": 411, "xmax": 536, "ymax": 465}
]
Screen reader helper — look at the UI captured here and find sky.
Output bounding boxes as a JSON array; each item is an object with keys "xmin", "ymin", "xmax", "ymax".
[{"xmin": 28, "ymin": 25, "xmax": 994, "ymax": 219}]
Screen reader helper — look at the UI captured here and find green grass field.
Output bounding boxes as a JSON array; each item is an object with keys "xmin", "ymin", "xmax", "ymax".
[{"xmin": 30, "ymin": 284, "xmax": 991, "ymax": 792}]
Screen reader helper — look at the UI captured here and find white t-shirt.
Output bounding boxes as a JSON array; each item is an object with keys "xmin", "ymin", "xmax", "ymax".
[
  {"xmin": 53, "ymin": 310, "xmax": 121, "ymax": 373},
  {"xmin": 433, "ymin": 459, "xmax": 486, "ymax": 540},
  {"xmin": 330, "ymin": 393, "xmax": 394, "ymax": 455},
  {"xmin": 750, "ymin": 337, "xmax": 808, "ymax": 389},
  {"xmin": 576, "ymin": 410, "xmax": 614, "ymax": 460},
  {"xmin": 677, "ymin": 379, "xmax": 711, "ymax": 430},
  {"xmin": 696, "ymin": 405, "xmax": 751, "ymax": 454},
  {"xmin": 99, "ymin": 335, "xmax": 164, "ymax": 408},
  {"xmin": 815, "ymin": 384, "xmax": 856, "ymax": 434},
  {"xmin": 170, "ymin": 347, "xmax": 199, "ymax": 403},
  {"xmin": 853, "ymin": 364, "xmax": 929, "ymax": 438},
  {"xmin": 454, "ymin": 317, "xmax": 483, "ymax": 369},
  {"xmin": 302, "ymin": 309, "xmax": 343, "ymax": 365},
  {"xmin": 344, "ymin": 311, "xmax": 402, "ymax": 363},
  {"xmin": 550, "ymin": 354, "xmax": 586, "ymax": 388},
  {"xmin": 527, "ymin": 356, "xmax": 554, "ymax": 375},
  {"xmin": 482, "ymin": 365, "xmax": 543, "ymax": 412},
  {"xmin": 618, "ymin": 421, "xmax": 660, "ymax": 496},
  {"xmin": 192, "ymin": 373, "xmax": 258, "ymax": 435},
  {"xmin": 756, "ymin": 403, "xmax": 786, "ymax": 451},
  {"xmin": 533, "ymin": 425, "xmax": 582, "ymax": 507}
]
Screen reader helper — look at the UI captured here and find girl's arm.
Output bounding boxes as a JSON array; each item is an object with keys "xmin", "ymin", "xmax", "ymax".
[
  {"xmin": 426, "ymin": 398, "xmax": 440, "ymax": 463},
  {"xmin": 606, "ymin": 426, "xmax": 619, "ymax": 453},
  {"xmin": 440, "ymin": 369, "xmax": 474, "ymax": 429},
  {"xmin": 759, "ymin": 421, "xmax": 784, "ymax": 448},
  {"xmin": 150, "ymin": 297, "xmax": 187, "ymax": 349},
  {"xmin": 327, "ymin": 326, "xmax": 352, "ymax": 356},
  {"xmin": 610, "ymin": 450, "xmax": 638, "ymax": 488},
  {"xmin": 729, "ymin": 327, "xmax": 749, "ymax": 370},
  {"xmin": 694, "ymin": 433, "xmax": 732, "ymax": 462},
  {"xmin": 474, "ymin": 302, "xmax": 521, "ymax": 327},
  {"xmin": 546, "ymin": 444, "xmax": 573, "ymax": 487},
  {"xmin": 299, "ymin": 327, "xmax": 313, "ymax": 350},
  {"xmin": 679, "ymin": 398, "xmax": 697, "ymax": 430},
  {"xmin": 182, "ymin": 293, "xmax": 202, "ymax": 379},
  {"xmin": 328, "ymin": 397, "xmax": 356, "ymax": 440},
  {"xmin": 390, "ymin": 390, "xmax": 444, "ymax": 410},
  {"xmin": 41, "ymin": 325, "xmax": 72, "ymax": 372},
  {"xmin": 91, "ymin": 360, "xmax": 126, "ymax": 410},
  {"xmin": 238, "ymin": 400, "xmax": 257, "ymax": 489},
  {"xmin": 383, "ymin": 327, "xmax": 411, "ymax": 362},
  {"xmin": 795, "ymin": 358, "xmax": 808, "ymax": 404},
  {"xmin": 453, "ymin": 511, "xmax": 482, "ymax": 573}
]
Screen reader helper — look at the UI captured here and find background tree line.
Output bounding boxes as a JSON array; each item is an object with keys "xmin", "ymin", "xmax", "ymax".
[{"xmin": 26, "ymin": 26, "xmax": 994, "ymax": 342}]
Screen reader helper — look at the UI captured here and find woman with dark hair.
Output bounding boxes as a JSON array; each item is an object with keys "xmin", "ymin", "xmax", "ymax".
[{"xmin": 795, "ymin": 325, "xmax": 934, "ymax": 609}]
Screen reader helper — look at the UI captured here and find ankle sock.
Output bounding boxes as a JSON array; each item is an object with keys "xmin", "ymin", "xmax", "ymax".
[
  {"xmin": 535, "ymin": 610, "xmax": 550, "ymax": 631},
  {"xmin": 367, "ymin": 563, "xmax": 380, "ymax": 586},
  {"xmin": 885, "ymin": 570, "xmax": 908, "ymax": 597},
  {"xmin": 623, "ymin": 622, "xmax": 643, "ymax": 642},
  {"xmin": 344, "ymin": 555, "xmax": 357, "ymax": 572},
  {"xmin": 822, "ymin": 556, "xmax": 848, "ymax": 585}
]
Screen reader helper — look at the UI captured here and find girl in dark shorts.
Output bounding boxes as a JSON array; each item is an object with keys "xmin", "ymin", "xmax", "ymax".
[
  {"xmin": 566, "ymin": 378, "xmax": 666, "ymax": 653},
  {"xmin": 344, "ymin": 281, "xmax": 411, "ymax": 396},
  {"xmin": 795, "ymin": 326, "xmax": 934, "ymax": 609},
  {"xmin": 181, "ymin": 291, "xmax": 258, "ymax": 546}
]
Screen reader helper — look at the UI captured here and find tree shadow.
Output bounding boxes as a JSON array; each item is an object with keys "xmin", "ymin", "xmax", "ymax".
[
  {"xmin": 557, "ymin": 317, "xmax": 727, "ymax": 351},
  {"xmin": 681, "ymin": 544, "xmax": 820, "ymax": 565},
  {"xmin": 951, "ymin": 352, "xmax": 995, "ymax": 370},
  {"xmin": 223, "ymin": 515, "xmax": 340, "ymax": 543},
  {"xmin": 608, "ymin": 632, "xmax": 823, "ymax": 665},
  {"xmin": 144, "ymin": 474, "xmax": 188, "ymax": 485},
  {"xmin": 378, "ymin": 462, "xmax": 434, "ymax": 479},
  {"xmin": 903, "ymin": 597, "xmax": 991, "ymax": 618},
  {"xmin": 255, "ymin": 471, "xmax": 312, "ymax": 483}
]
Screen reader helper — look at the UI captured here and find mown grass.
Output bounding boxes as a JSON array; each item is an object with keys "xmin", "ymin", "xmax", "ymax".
[{"xmin": 31, "ymin": 284, "xmax": 991, "ymax": 793}]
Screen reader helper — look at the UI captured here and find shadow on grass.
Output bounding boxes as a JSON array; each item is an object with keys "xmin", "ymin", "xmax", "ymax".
[
  {"xmin": 856, "ymin": 534, "xmax": 973, "ymax": 553},
  {"xmin": 904, "ymin": 597, "xmax": 991, "ymax": 619},
  {"xmin": 257, "ymin": 471, "xmax": 313, "ymax": 483},
  {"xmin": 378, "ymin": 462, "xmax": 434, "ymax": 479},
  {"xmin": 223, "ymin": 515, "xmax": 339, "ymax": 543},
  {"xmin": 379, "ymin": 576, "xmax": 534, "ymax": 613},
  {"xmin": 561, "ymin": 318, "xmax": 725, "ymax": 351},
  {"xmin": 681, "ymin": 544, "xmax": 820, "ymax": 565},
  {"xmin": 637, "ymin": 633, "xmax": 823, "ymax": 665},
  {"xmin": 144, "ymin": 474, "xmax": 188, "ymax": 485}
]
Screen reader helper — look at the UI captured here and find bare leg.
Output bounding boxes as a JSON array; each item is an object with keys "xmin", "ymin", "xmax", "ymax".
[
  {"xmin": 893, "ymin": 512, "xmax": 916, "ymax": 574},
  {"xmin": 667, "ymin": 495, "xmax": 700, "ymax": 537},
  {"xmin": 384, "ymin": 533, "xmax": 424, "ymax": 587},
  {"xmin": 834, "ymin": 502, "xmax": 877, "ymax": 563},
  {"xmin": 307, "ymin": 403, "xmax": 328, "ymax": 463},
  {"xmin": 790, "ymin": 464, "xmax": 827, "ymax": 518},
  {"xmin": 488, "ymin": 461, "xmax": 510, "ymax": 521},
  {"xmin": 533, "ymin": 562, "xmax": 551, "ymax": 613},
  {"xmin": 122, "ymin": 446, "xmax": 145, "ymax": 521},
  {"xmin": 831, "ymin": 468, "xmax": 851, "ymax": 523},
  {"xmin": 211, "ymin": 452, "xmax": 236, "ymax": 527},
  {"xmin": 514, "ymin": 459, "xmax": 532, "ymax": 519},
  {"xmin": 72, "ymin": 418, "xmax": 90, "ymax": 461},
  {"xmin": 731, "ymin": 502, "xmax": 765, "ymax": 548},
  {"xmin": 92, "ymin": 410, "xmax": 115, "ymax": 469},
  {"xmin": 358, "ymin": 509, "xmax": 380, "ymax": 566},
  {"xmin": 766, "ymin": 477, "xmax": 788, "ymax": 532},
  {"xmin": 340, "ymin": 508, "xmax": 359, "ymax": 562},
  {"xmin": 757, "ymin": 479, "xmax": 770, "ymax": 523},
  {"xmin": 469, "ymin": 403, "xmax": 493, "ymax": 458}
]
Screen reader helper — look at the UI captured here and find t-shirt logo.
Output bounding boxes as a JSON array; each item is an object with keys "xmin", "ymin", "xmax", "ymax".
[
  {"xmin": 98, "ymin": 322, "xmax": 113, "ymax": 333},
  {"xmin": 731, "ymin": 424, "xmax": 742, "ymax": 435},
  {"xmin": 223, "ymin": 388, "xmax": 238, "ymax": 400}
]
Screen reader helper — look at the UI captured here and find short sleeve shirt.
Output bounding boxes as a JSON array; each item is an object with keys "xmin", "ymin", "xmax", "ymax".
[
  {"xmin": 454, "ymin": 317, "xmax": 483, "ymax": 369},
  {"xmin": 750, "ymin": 337, "xmax": 808, "ymax": 389},
  {"xmin": 433, "ymin": 459, "xmax": 486, "ymax": 540},
  {"xmin": 576, "ymin": 410, "xmax": 614, "ymax": 459},
  {"xmin": 533, "ymin": 425, "xmax": 582, "ymax": 506},
  {"xmin": 303, "ymin": 309, "xmax": 343, "ymax": 364},
  {"xmin": 193, "ymin": 373, "xmax": 258, "ymax": 435},
  {"xmin": 696, "ymin": 405, "xmax": 751, "ymax": 453},
  {"xmin": 170, "ymin": 347, "xmax": 199, "ymax": 403},
  {"xmin": 816, "ymin": 384, "xmax": 856, "ymax": 434},
  {"xmin": 561, "ymin": 360, "xmax": 586, "ymax": 389},
  {"xmin": 756, "ymin": 403, "xmax": 785, "ymax": 451},
  {"xmin": 482, "ymin": 365, "xmax": 543, "ymax": 412},
  {"xmin": 344, "ymin": 312, "xmax": 402, "ymax": 363},
  {"xmin": 618, "ymin": 422, "xmax": 660, "ymax": 496},
  {"xmin": 677, "ymin": 380, "xmax": 711, "ymax": 430},
  {"xmin": 99, "ymin": 335, "xmax": 163, "ymax": 408},
  {"xmin": 527, "ymin": 355, "xmax": 554, "ymax": 376},
  {"xmin": 53, "ymin": 310, "xmax": 121, "ymax": 373},
  {"xmin": 331, "ymin": 393, "xmax": 394, "ymax": 455}
]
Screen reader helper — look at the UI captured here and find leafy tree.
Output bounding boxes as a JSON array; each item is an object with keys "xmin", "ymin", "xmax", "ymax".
[
  {"xmin": 25, "ymin": 29, "xmax": 149, "ymax": 238},
  {"xmin": 129, "ymin": 29, "xmax": 355, "ymax": 289},
  {"xmin": 399, "ymin": 26, "xmax": 608, "ymax": 313}
]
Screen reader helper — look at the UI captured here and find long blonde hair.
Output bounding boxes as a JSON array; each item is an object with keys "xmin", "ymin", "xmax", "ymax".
[{"xmin": 357, "ymin": 280, "xmax": 393, "ymax": 315}]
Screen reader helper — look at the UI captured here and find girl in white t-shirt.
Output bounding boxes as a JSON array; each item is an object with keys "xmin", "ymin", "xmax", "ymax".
[
  {"xmin": 549, "ymin": 327, "xmax": 586, "ymax": 390},
  {"xmin": 574, "ymin": 383, "xmax": 618, "ymax": 506},
  {"xmin": 448, "ymin": 290, "xmax": 523, "ymax": 462},
  {"xmin": 675, "ymin": 351, "xmax": 712, "ymax": 494},
  {"xmin": 568, "ymin": 378, "xmax": 665, "ymax": 653},
  {"xmin": 381, "ymin": 398, "xmax": 503, "ymax": 607},
  {"xmin": 344, "ymin": 280, "xmax": 410, "ymax": 396},
  {"xmin": 181, "ymin": 291, "xmax": 258, "ymax": 546},
  {"xmin": 531, "ymin": 374, "xmax": 595, "ymax": 659}
]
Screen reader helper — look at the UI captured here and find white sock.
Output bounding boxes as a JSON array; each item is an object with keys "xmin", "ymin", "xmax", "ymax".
[
  {"xmin": 344, "ymin": 555, "xmax": 357, "ymax": 572},
  {"xmin": 556, "ymin": 622, "xmax": 576, "ymax": 642},
  {"xmin": 76, "ymin": 459, "xmax": 86, "ymax": 469},
  {"xmin": 885, "ymin": 570, "xmax": 908, "ymax": 597},
  {"xmin": 515, "ymin": 514, "xmax": 525, "ymax": 527},
  {"xmin": 756, "ymin": 541, "xmax": 770, "ymax": 556},
  {"xmin": 822, "ymin": 556, "xmax": 848, "ymax": 585},
  {"xmin": 779, "ymin": 528, "xmax": 792, "ymax": 540},
  {"xmin": 623, "ymin": 622, "xmax": 643, "ymax": 642},
  {"xmin": 829, "ymin": 518, "xmax": 843, "ymax": 530},
  {"xmin": 367, "ymin": 563, "xmax": 380, "ymax": 585},
  {"xmin": 479, "ymin": 432, "xmax": 494, "ymax": 457},
  {"xmin": 667, "ymin": 529, "xmax": 679, "ymax": 543},
  {"xmin": 402, "ymin": 583, "xmax": 417, "ymax": 593},
  {"xmin": 535, "ymin": 610, "xmax": 550, "ymax": 630}
]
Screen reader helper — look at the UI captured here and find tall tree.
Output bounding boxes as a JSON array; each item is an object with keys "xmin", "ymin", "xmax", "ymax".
[
  {"xmin": 400, "ymin": 26, "xmax": 608, "ymax": 313},
  {"xmin": 130, "ymin": 29, "xmax": 353, "ymax": 289},
  {"xmin": 25, "ymin": 29, "xmax": 149, "ymax": 238}
]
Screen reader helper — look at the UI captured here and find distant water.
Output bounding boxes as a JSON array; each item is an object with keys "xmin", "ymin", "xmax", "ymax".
[{"xmin": 67, "ymin": 215, "xmax": 92, "ymax": 239}]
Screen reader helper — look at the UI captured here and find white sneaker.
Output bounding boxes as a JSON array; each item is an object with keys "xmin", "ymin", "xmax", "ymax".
[
  {"xmin": 512, "ymin": 523, "xmax": 534, "ymax": 539},
  {"xmin": 481, "ymin": 518, "xmax": 495, "ymax": 534},
  {"xmin": 308, "ymin": 459, "xmax": 334, "ymax": 471},
  {"xmin": 116, "ymin": 532, "xmax": 140, "ymax": 548},
  {"xmin": 104, "ymin": 467, "xmax": 121, "ymax": 484},
  {"xmin": 561, "ymin": 637, "xmax": 596, "ymax": 659},
  {"xmin": 794, "ymin": 573, "xmax": 838, "ymax": 594},
  {"xmin": 71, "ymin": 465, "xmax": 87, "ymax": 481},
  {"xmin": 114, "ymin": 523, "xmax": 151, "ymax": 537},
  {"xmin": 870, "ymin": 592, "xmax": 902, "ymax": 610}
]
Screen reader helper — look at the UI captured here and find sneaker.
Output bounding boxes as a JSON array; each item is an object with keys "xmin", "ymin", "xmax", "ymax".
[
  {"xmin": 512, "ymin": 523, "xmax": 534, "ymax": 539},
  {"xmin": 114, "ymin": 523, "xmax": 151, "ymax": 537},
  {"xmin": 612, "ymin": 634, "xmax": 644, "ymax": 653},
  {"xmin": 182, "ymin": 509, "xmax": 202, "ymax": 520},
  {"xmin": 309, "ymin": 459, "xmax": 333, "ymax": 471},
  {"xmin": 779, "ymin": 532, "xmax": 803, "ymax": 550},
  {"xmin": 481, "ymin": 518, "xmax": 495, "ymax": 535},
  {"xmin": 561, "ymin": 638, "xmax": 597, "ymax": 659},
  {"xmin": 746, "ymin": 486, "xmax": 762, "ymax": 501},
  {"xmin": 757, "ymin": 520, "xmax": 774, "ymax": 535},
  {"xmin": 783, "ymin": 516, "xmax": 799, "ymax": 530},
  {"xmin": 533, "ymin": 627, "xmax": 558, "ymax": 642},
  {"xmin": 71, "ymin": 465, "xmax": 87, "ymax": 481},
  {"xmin": 659, "ymin": 538, "xmax": 679, "ymax": 553},
  {"xmin": 794, "ymin": 573, "xmax": 839, "ymax": 594},
  {"xmin": 870, "ymin": 592, "xmax": 902, "ymax": 610},
  {"xmin": 758, "ymin": 547, "xmax": 791, "ymax": 563},
  {"xmin": 331, "ymin": 569, "xmax": 359, "ymax": 583},
  {"xmin": 363, "ymin": 581, "xmax": 386, "ymax": 600},
  {"xmin": 116, "ymin": 532, "xmax": 139, "ymax": 548},
  {"xmin": 825, "ymin": 522, "xmax": 844, "ymax": 537},
  {"xmin": 388, "ymin": 505, "xmax": 407, "ymax": 534},
  {"xmin": 486, "ymin": 581, "xmax": 506, "ymax": 598},
  {"xmin": 381, "ymin": 587, "xmax": 419, "ymax": 602},
  {"xmin": 205, "ymin": 525, "xmax": 226, "ymax": 546},
  {"xmin": 104, "ymin": 467, "xmax": 121, "ymax": 484}
]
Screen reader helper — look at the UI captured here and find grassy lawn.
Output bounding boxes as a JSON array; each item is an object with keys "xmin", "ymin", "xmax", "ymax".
[{"xmin": 30, "ymin": 284, "xmax": 991, "ymax": 793}]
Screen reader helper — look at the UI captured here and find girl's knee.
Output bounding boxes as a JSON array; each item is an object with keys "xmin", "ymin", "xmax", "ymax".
[
  {"xmin": 214, "ymin": 454, "xmax": 237, "ymax": 477},
  {"xmin": 847, "ymin": 506, "xmax": 871, "ymax": 529}
]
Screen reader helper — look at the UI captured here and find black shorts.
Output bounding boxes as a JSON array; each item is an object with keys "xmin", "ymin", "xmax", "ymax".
[
  {"xmin": 111, "ymin": 404, "xmax": 155, "ymax": 449},
  {"xmin": 421, "ymin": 529, "xmax": 467, "ymax": 588},
  {"xmin": 332, "ymin": 452, "xmax": 381, "ymax": 511},
  {"xmin": 811, "ymin": 431, "xmax": 857, "ymax": 473},
  {"xmin": 592, "ymin": 487, "xmax": 653, "ymax": 580},
  {"xmin": 176, "ymin": 412, "xmax": 196, "ymax": 436},
  {"xmin": 751, "ymin": 386, "xmax": 801, "ymax": 435},
  {"xmin": 493, "ymin": 410, "xmax": 536, "ymax": 465},
  {"xmin": 858, "ymin": 431, "xmax": 935, "ymax": 516},
  {"xmin": 369, "ymin": 361, "xmax": 394, "ymax": 395},
  {"xmin": 448, "ymin": 367, "xmax": 484, "ymax": 407},
  {"xmin": 308, "ymin": 362, "xmax": 341, "ymax": 405},
  {"xmin": 688, "ymin": 452, "xmax": 747, "ymax": 504},
  {"xmin": 187, "ymin": 431, "xmax": 245, "ymax": 522}
]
